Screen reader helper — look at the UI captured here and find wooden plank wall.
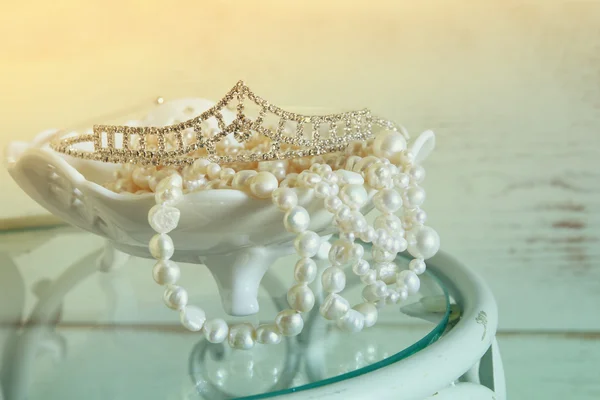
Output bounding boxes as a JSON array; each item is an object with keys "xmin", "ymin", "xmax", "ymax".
[{"xmin": 1, "ymin": 1, "xmax": 599, "ymax": 398}]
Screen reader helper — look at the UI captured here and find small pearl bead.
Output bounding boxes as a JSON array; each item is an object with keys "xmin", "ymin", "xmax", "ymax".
[
  {"xmin": 328, "ymin": 239, "xmax": 353, "ymax": 266},
  {"xmin": 340, "ymin": 184, "xmax": 368, "ymax": 210},
  {"xmin": 366, "ymin": 164, "xmax": 392, "ymax": 189},
  {"xmin": 414, "ymin": 209, "xmax": 427, "ymax": 224},
  {"xmin": 275, "ymin": 309, "xmax": 304, "ymax": 336},
  {"xmin": 361, "ymin": 269, "xmax": 377, "ymax": 285},
  {"xmin": 387, "ymin": 289, "xmax": 401, "ymax": 304},
  {"xmin": 394, "ymin": 173, "xmax": 410, "ymax": 189},
  {"xmin": 372, "ymin": 247, "xmax": 395, "ymax": 262},
  {"xmin": 374, "ymin": 214, "xmax": 403, "ymax": 234},
  {"xmin": 350, "ymin": 211, "xmax": 368, "ymax": 233},
  {"xmin": 373, "ymin": 189, "xmax": 403, "ymax": 213},
  {"xmin": 407, "ymin": 226, "xmax": 440, "ymax": 259},
  {"xmin": 132, "ymin": 167, "xmax": 152, "ymax": 190},
  {"xmin": 409, "ymin": 259, "xmax": 426, "ymax": 274},
  {"xmin": 148, "ymin": 204, "xmax": 180, "ymax": 234},
  {"xmin": 372, "ymin": 131, "xmax": 407, "ymax": 163},
  {"xmin": 345, "ymin": 155, "xmax": 362, "ymax": 171},
  {"xmin": 228, "ymin": 323, "xmax": 255, "ymax": 350},
  {"xmin": 335, "ymin": 205, "xmax": 352, "ymax": 222},
  {"xmin": 179, "ymin": 305, "xmax": 206, "ymax": 332},
  {"xmin": 374, "ymin": 261, "xmax": 398, "ymax": 284},
  {"xmin": 294, "ymin": 257, "xmax": 317, "ymax": 283},
  {"xmin": 330, "ymin": 183, "xmax": 340, "ymax": 196},
  {"xmin": 287, "ymin": 283, "xmax": 315, "ymax": 312},
  {"xmin": 374, "ymin": 229, "xmax": 390, "ymax": 248},
  {"xmin": 353, "ymin": 155, "xmax": 380, "ymax": 173},
  {"xmin": 232, "ymin": 170, "xmax": 258, "ymax": 189},
  {"xmin": 249, "ymin": 171, "xmax": 279, "ymax": 199},
  {"xmin": 203, "ymin": 319, "xmax": 229, "ymax": 343},
  {"xmin": 397, "ymin": 270, "xmax": 421, "ymax": 294},
  {"xmin": 284, "ymin": 206, "xmax": 310, "ymax": 233},
  {"xmin": 351, "ymin": 243, "xmax": 365, "ymax": 260},
  {"xmin": 319, "ymin": 294, "xmax": 350, "ymax": 320},
  {"xmin": 322, "ymin": 171, "xmax": 339, "ymax": 184},
  {"xmin": 149, "ymin": 233, "xmax": 174, "ymax": 260},
  {"xmin": 294, "ymin": 231, "xmax": 320, "ymax": 257},
  {"xmin": 255, "ymin": 324, "xmax": 282, "ymax": 345},
  {"xmin": 321, "ymin": 267, "xmax": 346, "ymax": 293},
  {"xmin": 405, "ymin": 186, "xmax": 426, "ymax": 208},
  {"xmin": 152, "ymin": 259, "xmax": 180, "ymax": 285},
  {"xmin": 163, "ymin": 285, "xmax": 188, "ymax": 310},
  {"xmin": 206, "ymin": 163, "xmax": 222, "ymax": 180},
  {"xmin": 339, "ymin": 231, "xmax": 356, "ymax": 242},
  {"xmin": 397, "ymin": 285, "xmax": 409, "ymax": 302},
  {"xmin": 359, "ymin": 226, "xmax": 376, "ymax": 243},
  {"xmin": 272, "ymin": 166, "xmax": 287, "ymax": 181},
  {"xmin": 336, "ymin": 309, "xmax": 365, "ymax": 333},
  {"xmin": 324, "ymin": 196, "xmax": 343, "ymax": 213},
  {"xmin": 362, "ymin": 281, "xmax": 388, "ymax": 302},
  {"xmin": 410, "ymin": 165, "xmax": 426, "ymax": 183},
  {"xmin": 354, "ymin": 303, "xmax": 378, "ymax": 328},
  {"xmin": 352, "ymin": 259, "xmax": 371, "ymax": 276},
  {"xmin": 314, "ymin": 182, "xmax": 331, "ymax": 198},
  {"xmin": 272, "ymin": 188, "xmax": 298, "ymax": 211},
  {"xmin": 156, "ymin": 173, "xmax": 183, "ymax": 191},
  {"xmin": 155, "ymin": 185, "xmax": 183, "ymax": 206},
  {"xmin": 191, "ymin": 158, "xmax": 210, "ymax": 174}
]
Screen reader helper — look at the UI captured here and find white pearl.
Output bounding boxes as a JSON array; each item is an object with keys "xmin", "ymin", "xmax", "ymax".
[
  {"xmin": 339, "ymin": 231, "xmax": 356, "ymax": 242},
  {"xmin": 255, "ymin": 324, "xmax": 282, "ymax": 345},
  {"xmin": 272, "ymin": 166, "xmax": 287, "ymax": 181},
  {"xmin": 410, "ymin": 165, "xmax": 426, "ymax": 183},
  {"xmin": 362, "ymin": 281, "xmax": 388, "ymax": 302},
  {"xmin": 149, "ymin": 233, "xmax": 174, "ymax": 260},
  {"xmin": 294, "ymin": 257, "xmax": 317, "ymax": 283},
  {"xmin": 353, "ymin": 303, "xmax": 378, "ymax": 328},
  {"xmin": 284, "ymin": 206, "xmax": 310, "ymax": 233},
  {"xmin": 414, "ymin": 209, "xmax": 427, "ymax": 224},
  {"xmin": 336, "ymin": 309, "xmax": 365, "ymax": 333},
  {"xmin": 156, "ymin": 173, "xmax": 183, "ymax": 191},
  {"xmin": 249, "ymin": 171, "xmax": 279, "ymax": 199},
  {"xmin": 163, "ymin": 285, "xmax": 188, "ymax": 310},
  {"xmin": 394, "ymin": 237, "xmax": 408, "ymax": 253},
  {"xmin": 314, "ymin": 182, "xmax": 331, "ymax": 198},
  {"xmin": 372, "ymin": 131, "xmax": 407, "ymax": 164},
  {"xmin": 132, "ymin": 167, "xmax": 152, "ymax": 190},
  {"xmin": 184, "ymin": 177, "xmax": 207, "ymax": 192},
  {"xmin": 330, "ymin": 183, "xmax": 340, "ymax": 196},
  {"xmin": 351, "ymin": 243, "xmax": 365, "ymax": 260},
  {"xmin": 298, "ymin": 172, "xmax": 322, "ymax": 188},
  {"xmin": 191, "ymin": 158, "xmax": 210, "ymax": 174},
  {"xmin": 374, "ymin": 214, "xmax": 403, "ymax": 234},
  {"xmin": 397, "ymin": 270, "xmax": 421, "ymax": 294},
  {"xmin": 232, "ymin": 170, "xmax": 258, "ymax": 189},
  {"xmin": 352, "ymin": 259, "xmax": 370, "ymax": 276},
  {"xmin": 349, "ymin": 211, "xmax": 368, "ymax": 233},
  {"xmin": 394, "ymin": 173, "xmax": 410, "ymax": 189},
  {"xmin": 373, "ymin": 189, "xmax": 403, "ymax": 213},
  {"xmin": 405, "ymin": 186, "xmax": 426, "ymax": 208},
  {"xmin": 148, "ymin": 204, "xmax": 180, "ymax": 234},
  {"xmin": 328, "ymin": 239, "xmax": 353, "ymax": 266},
  {"xmin": 407, "ymin": 226, "xmax": 440, "ymax": 259},
  {"xmin": 228, "ymin": 323, "xmax": 255, "ymax": 350},
  {"xmin": 179, "ymin": 305, "xmax": 206, "ymax": 332},
  {"xmin": 155, "ymin": 185, "xmax": 183, "ymax": 206},
  {"xmin": 359, "ymin": 226, "xmax": 376, "ymax": 243},
  {"xmin": 374, "ymin": 229, "xmax": 390, "ymax": 248},
  {"xmin": 353, "ymin": 156, "xmax": 379, "ymax": 174},
  {"xmin": 361, "ymin": 269, "xmax": 377, "ymax": 285},
  {"xmin": 324, "ymin": 196, "xmax": 343, "ymax": 213},
  {"xmin": 396, "ymin": 285, "xmax": 409, "ymax": 302},
  {"xmin": 335, "ymin": 205, "xmax": 352, "ymax": 222},
  {"xmin": 152, "ymin": 259, "xmax": 180, "ymax": 285},
  {"xmin": 317, "ymin": 240, "xmax": 332, "ymax": 260},
  {"xmin": 294, "ymin": 231, "xmax": 320, "ymax": 257},
  {"xmin": 374, "ymin": 261, "xmax": 398, "ymax": 284},
  {"xmin": 409, "ymin": 259, "xmax": 426, "ymax": 274},
  {"xmin": 275, "ymin": 309, "xmax": 304, "ymax": 336},
  {"xmin": 219, "ymin": 168, "xmax": 236, "ymax": 183},
  {"xmin": 319, "ymin": 294, "xmax": 350, "ymax": 320},
  {"xmin": 366, "ymin": 164, "xmax": 392, "ymax": 189},
  {"xmin": 206, "ymin": 163, "xmax": 222, "ymax": 180},
  {"xmin": 287, "ymin": 283, "xmax": 315, "ymax": 312},
  {"xmin": 372, "ymin": 247, "xmax": 394, "ymax": 263},
  {"xmin": 340, "ymin": 184, "xmax": 368, "ymax": 210},
  {"xmin": 387, "ymin": 289, "xmax": 401, "ymax": 304},
  {"xmin": 203, "ymin": 319, "xmax": 229, "ymax": 343},
  {"xmin": 272, "ymin": 188, "xmax": 298, "ymax": 211},
  {"xmin": 322, "ymin": 170, "xmax": 339, "ymax": 184},
  {"xmin": 336, "ymin": 170, "xmax": 364, "ymax": 185},
  {"xmin": 399, "ymin": 151, "xmax": 415, "ymax": 166},
  {"xmin": 321, "ymin": 267, "xmax": 346, "ymax": 293}
]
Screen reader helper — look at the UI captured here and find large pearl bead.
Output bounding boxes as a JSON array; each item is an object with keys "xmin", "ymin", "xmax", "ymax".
[
  {"xmin": 362, "ymin": 281, "xmax": 388, "ymax": 302},
  {"xmin": 179, "ymin": 305, "xmax": 206, "ymax": 332},
  {"xmin": 340, "ymin": 184, "xmax": 368, "ymax": 210},
  {"xmin": 294, "ymin": 231, "xmax": 320, "ymax": 257},
  {"xmin": 163, "ymin": 285, "xmax": 188, "ymax": 310},
  {"xmin": 409, "ymin": 258, "xmax": 426, "ymax": 275},
  {"xmin": 353, "ymin": 303, "xmax": 378, "ymax": 328},
  {"xmin": 149, "ymin": 233, "xmax": 174, "ymax": 260},
  {"xmin": 148, "ymin": 204, "xmax": 180, "ymax": 234},
  {"xmin": 372, "ymin": 130, "xmax": 407, "ymax": 164},
  {"xmin": 284, "ymin": 206, "xmax": 310, "ymax": 233},
  {"xmin": 374, "ymin": 261, "xmax": 398, "ymax": 284},
  {"xmin": 272, "ymin": 188, "xmax": 298, "ymax": 211},
  {"xmin": 249, "ymin": 171, "xmax": 279, "ymax": 199},
  {"xmin": 405, "ymin": 186, "xmax": 426, "ymax": 208},
  {"xmin": 204, "ymin": 319, "xmax": 229, "ymax": 343},
  {"xmin": 287, "ymin": 283, "xmax": 315, "ymax": 312},
  {"xmin": 255, "ymin": 324, "xmax": 282, "ymax": 345},
  {"xmin": 275, "ymin": 309, "xmax": 304, "ymax": 336},
  {"xmin": 407, "ymin": 226, "xmax": 440, "ymax": 259},
  {"xmin": 336, "ymin": 309, "xmax": 365, "ymax": 333},
  {"xmin": 397, "ymin": 270, "xmax": 421, "ymax": 294},
  {"xmin": 228, "ymin": 323, "xmax": 255, "ymax": 350},
  {"xmin": 373, "ymin": 189, "xmax": 403, "ymax": 213},
  {"xmin": 152, "ymin": 260, "xmax": 180, "ymax": 285},
  {"xmin": 319, "ymin": 294, "xmax": 350, "ymax": 320},
  {"xmin": 321, "ymin": 267, "xmax": 346, "ymax": 293},
  {"xmin": 361, "ymin": 269, "xmax": 377, "ymax": 285},
  {"xmin": 328, "ymin": 239, "xmax": 353, "ymax": 266},
  {"xmin": 294, "ymin": 257, "xmax": 317, "ymax": 283},
  {"xmin": 352, "ymin": 259, "xmax": 371, "ymax": 276}
]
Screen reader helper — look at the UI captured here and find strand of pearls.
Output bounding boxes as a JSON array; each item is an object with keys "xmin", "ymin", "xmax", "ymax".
[{"xmin": 146, "ymin": 130, "xmax": 440, "ymax": 349}]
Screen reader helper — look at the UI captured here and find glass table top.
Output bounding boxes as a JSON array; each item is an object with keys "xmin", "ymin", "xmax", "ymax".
[{"xmin": 0, "ymin": 226, "xmax": 449, "ymax": 400}]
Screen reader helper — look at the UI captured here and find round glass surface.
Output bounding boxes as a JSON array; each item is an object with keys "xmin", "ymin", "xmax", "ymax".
[{"xmin": 0, "ymin": 227, "xmax": 449, "ymax": 400}]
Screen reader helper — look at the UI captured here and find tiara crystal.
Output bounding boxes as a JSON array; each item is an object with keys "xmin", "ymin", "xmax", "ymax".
[{"xmin": 50, "ymin": 81, "xmax": 401, "ymax": 166}]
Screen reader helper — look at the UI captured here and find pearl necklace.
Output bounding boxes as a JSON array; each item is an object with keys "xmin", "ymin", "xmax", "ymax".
[{"xmin": 146, "ymin": 129, "xmax": 440, "ymax": 349}]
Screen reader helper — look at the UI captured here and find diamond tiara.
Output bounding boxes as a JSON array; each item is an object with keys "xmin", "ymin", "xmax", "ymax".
[{"xmin": 50, "ymin": 81, "xmax": 402, "ymax": 166}]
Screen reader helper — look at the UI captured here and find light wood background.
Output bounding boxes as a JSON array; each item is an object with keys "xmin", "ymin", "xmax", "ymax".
[{"xmin": 1, "ymin": 0, "xmax": 599, "ymax": 398}]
